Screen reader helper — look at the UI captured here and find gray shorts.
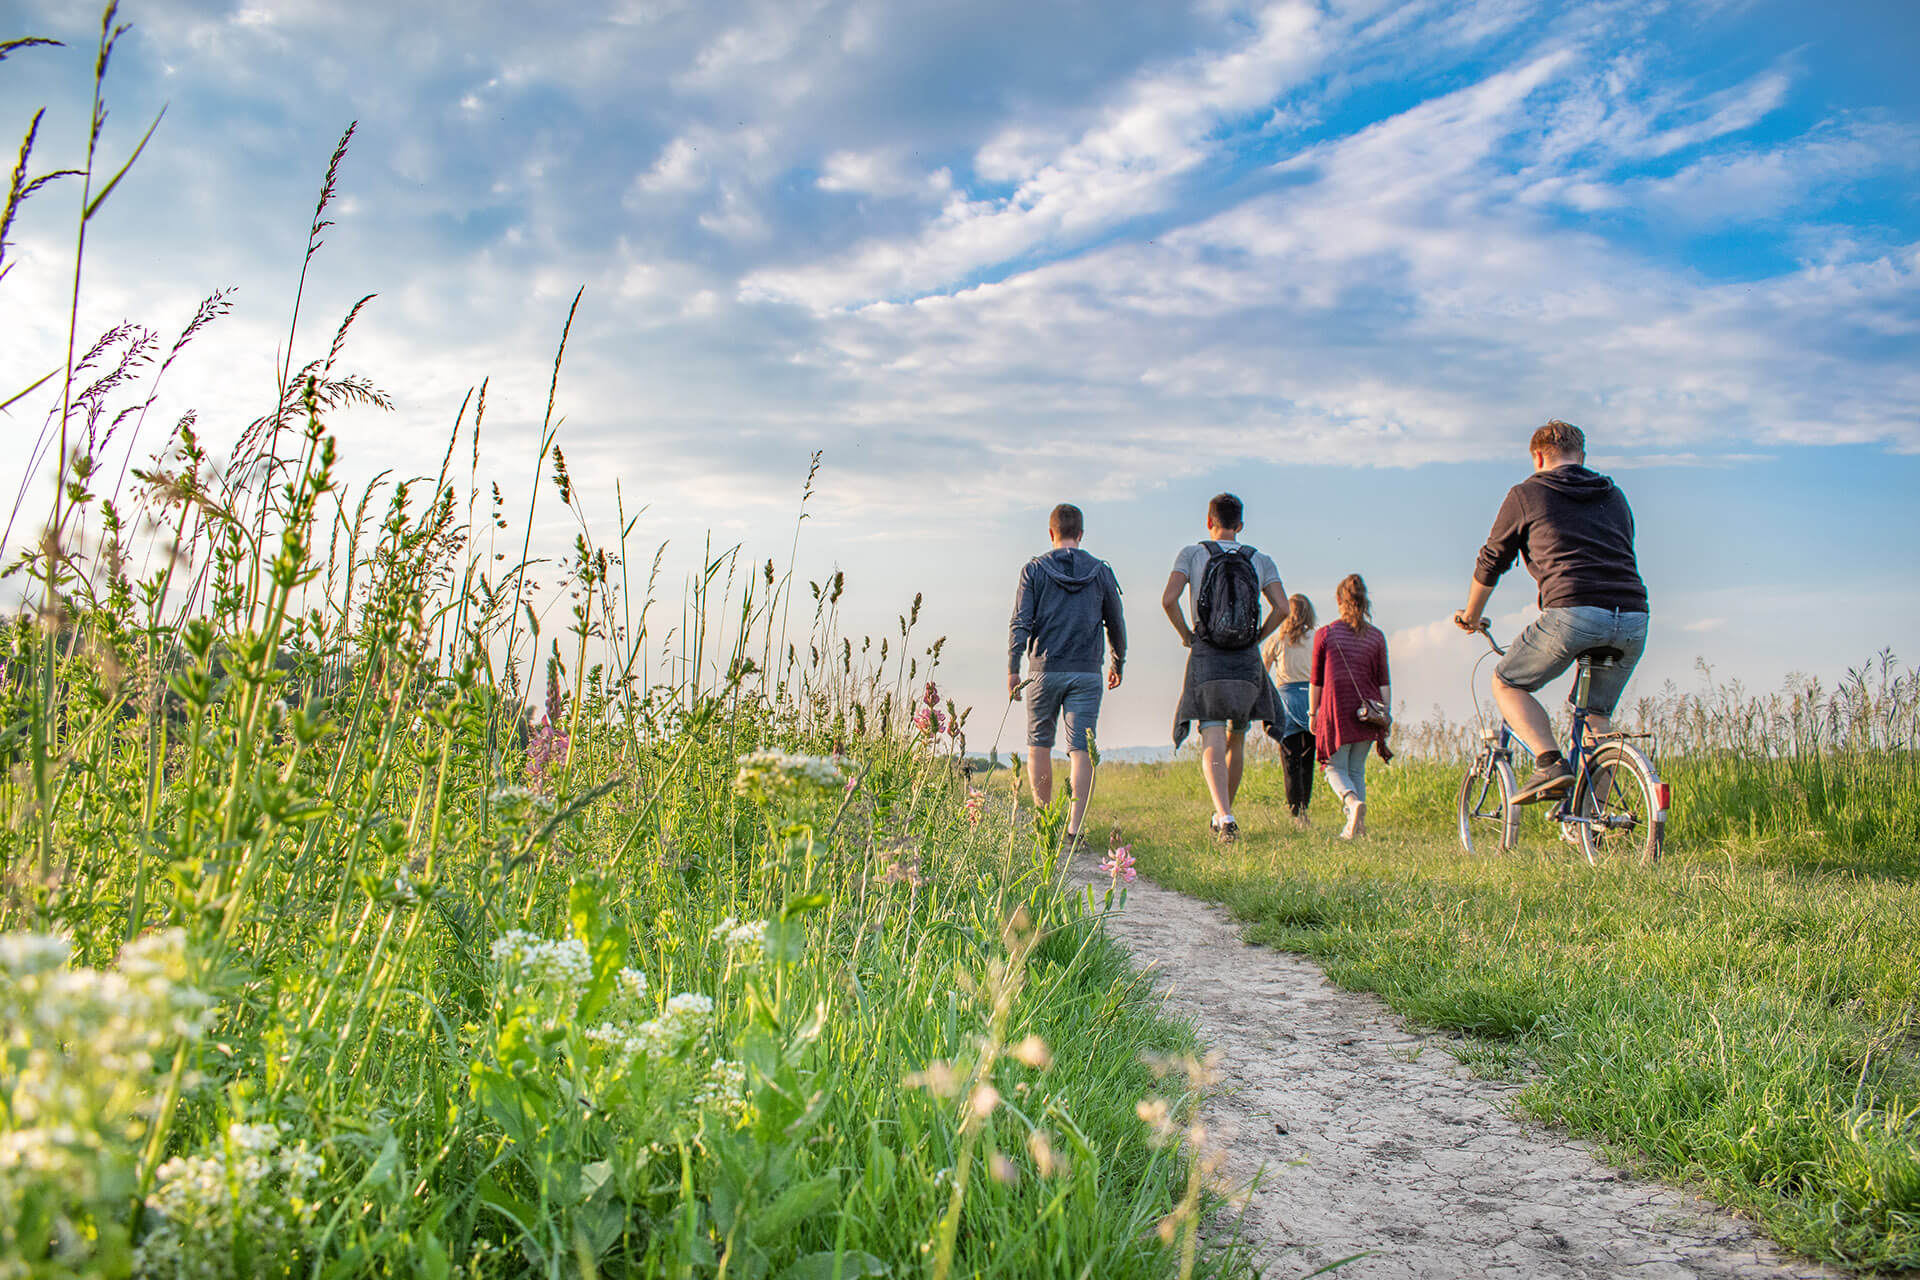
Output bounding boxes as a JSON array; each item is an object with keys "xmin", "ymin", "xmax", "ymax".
[
  {"xmin": 1026, "ymin": 670, "xmax": 1102, "ymax": 751},
  {"xmin": 1496, "ymin": 606, "xmax": 1649, "ymax": 716}
]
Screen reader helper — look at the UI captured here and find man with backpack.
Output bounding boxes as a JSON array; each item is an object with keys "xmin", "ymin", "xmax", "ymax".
[
  {"xmin": 1008, "ymin": 502, "xmax": 1128, "ymax": 852},
  {"xmin": 1162, "ymin": 493, "xmax": 1290, "ymax": 842}
]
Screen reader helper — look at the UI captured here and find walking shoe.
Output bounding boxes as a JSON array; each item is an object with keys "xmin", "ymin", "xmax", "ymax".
[
  {"xmin": 1513, "ymin": 759, "xmax": 1574, "ymax": 804},
  {"xmin": 1061, "ymin": 830, "xmax": 1088, "ymax": 856},
  {"xmin": 1211, "ymin": 817, "xmax": 1239, "ymax": 844}
]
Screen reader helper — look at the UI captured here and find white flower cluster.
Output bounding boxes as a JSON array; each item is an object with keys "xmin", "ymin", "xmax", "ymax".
[
  {"xmin": 488, "ymin": 784, "xmax": 555, "ymax": 815},
  {"xmin": 1, "ymin": 929, "xmax": 213, "ymax": 1127},
  {"xmin": 490, "ymin": 930, "xmax": 592, "ymax": 991},
  {"xmin": 732, "ymin": 751, "xmax": 844, "ymax": 801},
  {"xmin": 709, "ymin": 917, "xmax": 768, "ymax": 960},
  {"xmin": 584, "ymin": 991, "xmax": 714, "ymax": 1071},
  {"xmin": 693, "ymin": 1057, "xmax": 752, "ymax": 1124},
  {"xmin": 134, "ymin": 1121, "xmax": 323, "ymax": 1280}
]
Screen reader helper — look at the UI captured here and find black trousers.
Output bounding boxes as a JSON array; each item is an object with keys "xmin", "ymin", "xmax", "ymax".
[{"xmin": 1280, "ymin": 731, "xmax": 1316, "ymax": 815}]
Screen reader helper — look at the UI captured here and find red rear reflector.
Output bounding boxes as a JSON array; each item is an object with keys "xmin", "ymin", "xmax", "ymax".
[{"xmin": 1655, "ymin": 783, "xmax": 1671, "ymax": 811}]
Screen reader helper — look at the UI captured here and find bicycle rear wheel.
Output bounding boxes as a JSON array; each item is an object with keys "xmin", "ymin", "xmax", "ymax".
[
  {"xmin": 1572, "ymin": 741, "xmax": 1666, "ymax": 865},
  {"xmin": 1456, "ymin": 751, "xmax": 1518, "ymax": 853}
]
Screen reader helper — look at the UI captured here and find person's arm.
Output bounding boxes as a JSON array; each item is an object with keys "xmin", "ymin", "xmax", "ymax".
[
  {"xmin": 1255, "ymin": 580, "xmax": 1288, "ymax": 643},
  {"xmin": 1456, "ymin": 488, "xmax": 1524, "ymax": 630},
  {"xmin": 1454, "ymin": 577, "xmax": 1495, "ymax": 632},
  {"xmin": 1103, "ymin": 566, "xmax": 1127, "ymax": 689},
  {"xmin": 1307, "ymin": 628, "xmax": 1324, "ymax": 720},
  {"xmin": 1008, "ymin": 564, "xmax": 1036, "ymax": 698},
  {"xmin": 1161, "ymin": 570, "xmax": 1193, "ymax": 646}
]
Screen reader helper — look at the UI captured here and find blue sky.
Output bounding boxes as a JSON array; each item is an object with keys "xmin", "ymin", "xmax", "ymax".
[{"xmin": 4, "ymin": 0, "xmax": 1917, "ymax": 747}]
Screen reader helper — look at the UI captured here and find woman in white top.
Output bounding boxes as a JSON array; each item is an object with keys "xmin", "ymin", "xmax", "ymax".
[{"xmin": 1261, "ymin": 594, "xmax": 1317, "ymax": 828}]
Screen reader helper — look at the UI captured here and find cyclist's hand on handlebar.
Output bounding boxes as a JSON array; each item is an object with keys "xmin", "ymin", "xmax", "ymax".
[{"xmin": 1452, "ymin": 609, "xmax": 1483, "ymax": 633}]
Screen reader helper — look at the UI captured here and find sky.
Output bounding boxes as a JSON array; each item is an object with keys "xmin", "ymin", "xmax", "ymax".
[{"xmin": 3, "ymin": 0, "xmax": 1917, "ymax": 748}]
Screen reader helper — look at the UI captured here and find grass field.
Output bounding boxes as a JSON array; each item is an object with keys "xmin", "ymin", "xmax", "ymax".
[
  {"xmin": 1091, "ymin": 753, "xmax": 1920, "ymax": 1273},
  {"xmin": 0, "ymin": 24, "xmax": 1237, "ymax": 1276}
]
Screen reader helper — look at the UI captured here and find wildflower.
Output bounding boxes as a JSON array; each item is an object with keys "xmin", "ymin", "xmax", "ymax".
[
  {"xmin": 733, "ymin": 751, "xmax": 844, "ymax": 802},
  {"xmin": 1009, "ymin": 1035, "xmax": 1052, "ymax": 1070},
  {"xmin": 1098, "ymin": 845, "xmax": 1137, "ymax": 884},
  {"xmin": 489, "ymin": 930, "xmax": 592, "ymax": 991},
  {"xmin": 709, "ymin": 917, "xmax": 768, "ymax": 961},
  {"xmin": 134, "ymin": 1120, "xmax": 323, "ymax": 1279},
  {"xmin": 0, "ymin": 932, "xmax": 71, "ymax": 976},
  {"xmin": 526, "ymin": 719, "xmax": 570, "ymax": 792},
  {"xmin": 989, "ymin": 1152, "xmax": 1018, "ymax": 1185},
  {"xmin": 693, "ymin": 1057, "xmax": 753, "ymax": 1124},
  {"xmin": 878, "ymin": 855, "xmax": 927, "ymax": 889},
  {"xmin": 912, "ymin": 703, "xmax": 947, "ymax": 736},
  {"xmin": 963, "ymin": 787, "xmax": 986, "ymax": 826},
  {"xmin": 904, "ymin": 1060, "xmax": 962, "ymax": 1098},
  {"xmin": 1027, "ymin": 1129, "xmax": 1062, "ymax": 1178},
  {"xmin": 923, "ymin": 680, "xmax": 941, "ymax": 708}
]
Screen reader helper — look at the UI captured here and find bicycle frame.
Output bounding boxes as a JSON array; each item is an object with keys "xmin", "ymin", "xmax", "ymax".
[{"xmin": 1470, "ymin": 628, "xmax": 1664, "ymax": 835}]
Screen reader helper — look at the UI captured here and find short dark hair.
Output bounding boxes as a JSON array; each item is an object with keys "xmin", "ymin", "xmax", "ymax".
[
  {"xmin": 1049, "ymin": 503, "xmax": 1083, "ymax": 541},
  {"xmin": 1208, "ymin": 492, "xmax": 1243, "ymax": 530},
  {"xmin": 1530, "ymin": 419, "xmax": 1585, "ymax": 460}
]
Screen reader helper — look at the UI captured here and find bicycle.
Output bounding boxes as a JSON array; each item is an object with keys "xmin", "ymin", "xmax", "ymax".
[{"xmin": 1456, "ymin": 622, "xmax": 1669, "ymax": 864}]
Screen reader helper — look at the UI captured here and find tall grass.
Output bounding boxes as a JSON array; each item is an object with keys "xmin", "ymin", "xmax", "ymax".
[
  {"xmin": 1097, "ymin": 750, "xmax": 1920, "ymax": 1271},
  {"xmin": 1387, "ymin": 652, "xmax": 1920, "ymax": 871},
  {"xmin": 0, "ymin": 20, "xmax": 1231, "ymax": 1278}
]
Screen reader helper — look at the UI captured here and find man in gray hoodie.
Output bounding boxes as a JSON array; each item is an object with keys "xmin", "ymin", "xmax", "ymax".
[{"xmin": 1009, "ymin": 503, "xmax": 1127, "ymax": 849}]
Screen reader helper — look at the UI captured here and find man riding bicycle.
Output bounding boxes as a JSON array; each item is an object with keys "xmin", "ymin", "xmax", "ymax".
[{"xmin": 1453, "ymin": 420, "xmax": 1650, "ymax": 804}]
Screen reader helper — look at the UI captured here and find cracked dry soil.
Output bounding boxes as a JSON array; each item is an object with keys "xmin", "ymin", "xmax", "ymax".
[{"xmin": 1070, "ymin": 864, "xmax": 1839, "ymax": 1280}]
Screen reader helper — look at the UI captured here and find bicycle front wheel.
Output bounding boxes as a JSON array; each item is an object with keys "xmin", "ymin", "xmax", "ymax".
[
  {"xmin": 1572, "ymin": 741, "xmax": 1666, "ymax": 866},
  {"xmin": 1457, "ymin": 751, "xmax": 1518, "ymax": 853}
]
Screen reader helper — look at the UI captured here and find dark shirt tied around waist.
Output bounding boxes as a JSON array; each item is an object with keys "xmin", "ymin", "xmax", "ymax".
[
  {"xmin": 1474, "ymin": 464, "xmax": 1649, "ymax": 614},
  {"xmin": 1171, "ymin": 638, "xmax": 1285, "ymax": 749}
]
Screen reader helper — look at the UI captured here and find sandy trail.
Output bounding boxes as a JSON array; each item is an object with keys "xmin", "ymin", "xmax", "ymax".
[{"xmin": 1070, "ymin": 863, "xmax": 1838, "ymax": 1280}]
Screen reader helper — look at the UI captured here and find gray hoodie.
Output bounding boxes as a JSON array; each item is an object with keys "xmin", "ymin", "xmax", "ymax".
[{"xmin": 1008, "ymin": 548, "xmax": 1127, "ymax": 677}]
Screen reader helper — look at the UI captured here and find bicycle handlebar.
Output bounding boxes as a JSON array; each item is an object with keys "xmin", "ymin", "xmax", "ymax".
[{"xmin": 1465, "ymin": 616, "xmax": 1506, "ymax": 656}]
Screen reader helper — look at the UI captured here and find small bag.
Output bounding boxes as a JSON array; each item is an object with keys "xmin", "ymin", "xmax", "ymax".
[{"xmin": 1356, "ymin": 697, "xmax": 1393, "ymax": 730}]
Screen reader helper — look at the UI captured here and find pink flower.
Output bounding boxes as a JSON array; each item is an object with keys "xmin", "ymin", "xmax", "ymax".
[
  {"xmin": 1098, "ymin": 845, "xmax": 1136, "ymax": 884},
  {"xmin": 912, "ymin": 704, "xmax": 946, "ymax": 736},
  {"xmin": 963, "ymin": 788, "xmax": 987, "ymax": 826},
  {"xmin": 922, "ymin": 680, "xmax": 941, "ymax": 708},
  {"xmin": 527, "ymin": 720, "xmax": 570, "ymax": 792}
]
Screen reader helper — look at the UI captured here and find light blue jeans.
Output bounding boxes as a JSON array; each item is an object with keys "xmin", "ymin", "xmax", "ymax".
[{"xmin": 1323, "ymin": 741, "xmax": 1369, "ymax": 803}]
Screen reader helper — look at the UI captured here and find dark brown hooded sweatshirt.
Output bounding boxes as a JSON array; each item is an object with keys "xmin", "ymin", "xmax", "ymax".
[{"xmin": 1474, "ymin": 464, "xmax": 1649, "ymax": 613}]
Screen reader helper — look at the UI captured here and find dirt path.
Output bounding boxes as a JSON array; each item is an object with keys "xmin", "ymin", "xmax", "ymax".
[{"xmin": 1071, "ymin": 863, "xmax": 1839, "ymax": 1280}]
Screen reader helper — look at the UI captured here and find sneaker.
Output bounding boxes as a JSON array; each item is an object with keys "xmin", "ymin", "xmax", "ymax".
[
  {"xmin": 1211, "ymin": 817, "xmax": 1239, "ymax": 844},
  {"xmin": 1513, "ymin": 759, "xmax": 1574, "ymax": 805},
  {"xmin": 1339, "ymin": 796, "xmax": 1365, "ymax": 840},
  {"xmin": 1061, "ymin": 830, "xmax": 1088, "ymax": 856}
]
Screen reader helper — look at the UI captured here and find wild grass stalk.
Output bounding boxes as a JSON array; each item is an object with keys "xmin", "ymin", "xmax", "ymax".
[{"xmin": 0, "ymin": 15, "xmax": 1229, "ymax": 1277}]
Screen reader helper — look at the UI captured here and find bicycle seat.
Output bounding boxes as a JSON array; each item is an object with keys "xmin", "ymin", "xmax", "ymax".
[{"xmin": 1577, "ymin": 647, "xmax": 1625, "ymax": 666}]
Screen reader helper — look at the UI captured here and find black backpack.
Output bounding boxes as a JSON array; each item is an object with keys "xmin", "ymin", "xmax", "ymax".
[{"xmin": 1194, "ymin": 542, "xmax": 1262, "ymax": 650}]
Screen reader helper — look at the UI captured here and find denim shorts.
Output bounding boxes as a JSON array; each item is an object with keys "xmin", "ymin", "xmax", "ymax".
[
  {"xmin": 1026, "ymin": 670, "xmax": 1103, "ymax": 751},
  {"xmin": 1196, "ymin": 719, "xmax": 1249, "ymax": 734},
  {"xmin": 1496, "ymin": 606, "xmax": 1649, "ymax": 716}
]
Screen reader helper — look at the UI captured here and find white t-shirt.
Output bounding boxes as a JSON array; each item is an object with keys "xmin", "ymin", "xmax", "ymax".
[{"xmin": 1171, "ymin": 540, "xmax": 1283, "ymax": 617}]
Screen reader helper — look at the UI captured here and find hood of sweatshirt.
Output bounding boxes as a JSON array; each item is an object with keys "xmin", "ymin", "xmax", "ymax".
[
  {"xmin": 1032, "ymin": 547, "xmax": 1103, "ymax": 592},
  {"xmin": 1528, "ymin": 464, "xmax": 1617, "ymax": 503}
]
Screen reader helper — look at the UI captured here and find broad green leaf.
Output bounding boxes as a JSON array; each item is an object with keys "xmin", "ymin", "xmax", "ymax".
[
  {"xmin": 780, "ymin": 1252, "xmax": 889, "ymax": 1280},
  {"xmin": 748, "ymin": 1174, "xmax": 840, "ymax": 1246}
]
